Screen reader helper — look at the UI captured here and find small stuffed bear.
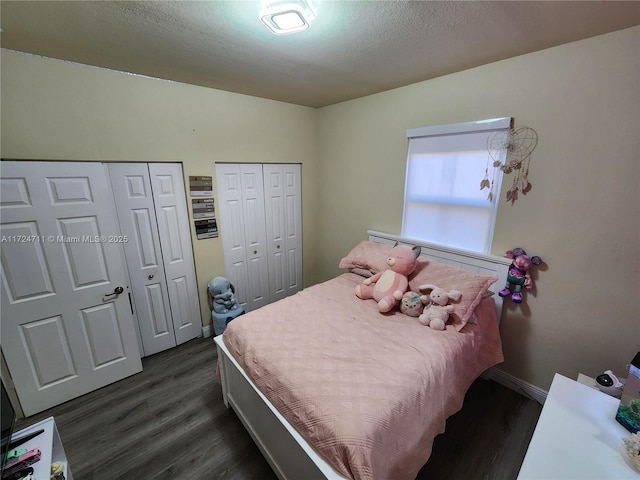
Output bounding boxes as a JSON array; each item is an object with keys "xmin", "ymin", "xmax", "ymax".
[
  {"xmin": 355, "ymin": 243, "xmax": 421, "ymax": 313},
  {"xmin": 498, "ymin": 247, "xmax": 542, "ymax": 303},
  {"xmin": 418, "ymin": 284, "xmax": 462, "ymax": 330},
  {"xmin": 208, "ymin": 276, "xmax": 240, "ymax": 314}
]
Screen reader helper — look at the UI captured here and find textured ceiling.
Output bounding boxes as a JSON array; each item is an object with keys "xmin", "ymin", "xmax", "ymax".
[{"xmin": 1, "ymin": 1, "xmax": 639, "ymax": 108}]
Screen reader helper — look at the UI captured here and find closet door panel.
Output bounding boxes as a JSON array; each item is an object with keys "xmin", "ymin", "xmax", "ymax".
[
  {"xmin": 216, "ymin": 164, "xmax": 250, "ymax": 311},
  {"xmin": 149, "ymin": 163, "xmax": 201, "ymax": 344},
  {"xmin": 264, "ymin": 164, "xmax": 302, "ymax": 302},
  {"xmin": 283, "ymin": 165, "xmax": 302, "ymax": 294},
  {"xmin": 263, "ymin": 165, "xmax": 287, "ymax": 302},
  {"xmin": 108, "ymin": 163, "xmax": 176, "ymax": 356},
  {"xmin": 240, "ymin": 164, "xmax": 270, "ymax": 311}
]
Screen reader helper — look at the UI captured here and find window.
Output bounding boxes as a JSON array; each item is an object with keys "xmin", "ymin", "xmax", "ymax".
[{"xmin": 401, "ymin": 117, "xmax": 512, "ymax": 254}]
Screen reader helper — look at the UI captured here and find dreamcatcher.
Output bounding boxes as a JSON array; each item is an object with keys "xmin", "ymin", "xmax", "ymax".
[{"xmin": 480, "ymin": 126, "xmax": 538, "ymax": 204}]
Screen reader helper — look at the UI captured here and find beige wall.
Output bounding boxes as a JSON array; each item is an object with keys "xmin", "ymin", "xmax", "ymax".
[
  {"xmin": 2, "ymin": 26, "xmax": 639, "ymax": 392},
  {"xmin": 0, "ymin": 50, "xmax": 319, "ymax": 330},
  {"xmin": 315, "ymin": 26, "xmax": 640, "ymax": 389}
]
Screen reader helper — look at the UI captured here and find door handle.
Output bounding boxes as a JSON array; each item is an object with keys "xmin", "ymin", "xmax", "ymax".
[{"xmin": 105, "ymin": 286, "xmax": 124, "ymax": 297}]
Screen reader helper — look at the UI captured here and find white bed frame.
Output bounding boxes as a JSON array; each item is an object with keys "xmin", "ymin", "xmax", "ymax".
[{"xmin": 214, "ymin": 231, "xmax": 512, "ymax": 480}]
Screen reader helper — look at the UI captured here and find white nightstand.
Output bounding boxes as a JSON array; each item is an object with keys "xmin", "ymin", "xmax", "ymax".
[{"xmin": 517, "ymin": 373, "xmax": 638, "ymax": 479}]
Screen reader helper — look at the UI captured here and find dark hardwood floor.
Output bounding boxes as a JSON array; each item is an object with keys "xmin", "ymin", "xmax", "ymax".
[
  {"xmin": 16, "ymin": 337, "xmax": 541, "ymax": 480},
  {"xmin": 417, "ymin": 374, "xmax": 542, "ymax": 480}
]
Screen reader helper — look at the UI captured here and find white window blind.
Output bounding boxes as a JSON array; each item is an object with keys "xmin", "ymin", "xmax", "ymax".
[{"xmin": 402, "ymin": 117, "xmax": 512, "ymax": 254}]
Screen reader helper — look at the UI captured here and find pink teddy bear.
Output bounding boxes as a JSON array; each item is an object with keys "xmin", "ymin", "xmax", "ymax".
[{"xmin": 355, "ymin": 244, "xmax": 421, "ymax": 313}]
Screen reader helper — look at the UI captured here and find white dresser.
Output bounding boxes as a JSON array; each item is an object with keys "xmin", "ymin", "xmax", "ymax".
[
  {"xmin": 8, "ymin": 416, "xmax": 72, "ymax": 480},
  {"xmin": 518, "ymin": 373, "xmax": 638, "ymax": 479}
]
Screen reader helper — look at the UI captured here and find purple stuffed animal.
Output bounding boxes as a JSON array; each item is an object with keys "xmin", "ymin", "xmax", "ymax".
[{"xmin": 498, "ymin": 248, "xmax": 542, "ymax": 303}]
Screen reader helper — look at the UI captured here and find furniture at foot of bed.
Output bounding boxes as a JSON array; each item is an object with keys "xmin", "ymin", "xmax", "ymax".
[{"xmin": 215, "ymin": 231, "xmax": 512, "ymax": 480}]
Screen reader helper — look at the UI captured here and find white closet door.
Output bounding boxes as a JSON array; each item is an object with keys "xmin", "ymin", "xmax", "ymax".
[
  {"xmin": 215, "ymin": 164, "xmax": 270, "ymax": 312},
  {"xmin": 148, "ymin": 163, "xmax": 201, "ymax": 345},
  {"xmin": 263, "ymin": 164, "xmax": 303, "ymax": 303},
  {"xmin": 108, "ymin": 163, "xmax": 176, "ymax": 356},
  {"xmin": 0, "ymin": 161, "xmax": 142, "ymax": 416},
  {"xmin": 215, "ymin": 164, "xmax": 250, "ymax": 311},
  {"xmin": 240, "ymin": 164, "xmax": 270, "ymax": 311}
]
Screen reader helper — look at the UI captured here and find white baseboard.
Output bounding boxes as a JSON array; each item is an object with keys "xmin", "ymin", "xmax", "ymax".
[
  {"xmin": 202, "ymin": 324, "xmax": 212, "ymax": 338},
  {"xmin": 483, "ymin": 367, "xmax": 548, "ymax": 405}
]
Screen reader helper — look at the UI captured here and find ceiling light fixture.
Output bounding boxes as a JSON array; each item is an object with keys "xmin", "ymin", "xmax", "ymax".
[{"xmin": 260, "ymin": 0, "xmax": 316, "ymax": 35}]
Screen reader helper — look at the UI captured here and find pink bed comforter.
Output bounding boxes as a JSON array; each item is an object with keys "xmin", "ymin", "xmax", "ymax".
[{"xmin": 223, "ymin": 273, "xmax": 503, "ymax": 480}]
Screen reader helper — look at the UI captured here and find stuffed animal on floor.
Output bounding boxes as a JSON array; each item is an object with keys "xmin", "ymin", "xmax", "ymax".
[
  {"xmin": 355, "ymin": 243, "xmax": 421, "ymax": 313},
  {"xmin": 208, "ymin": 276, "xmax": 241, "ymax": 314},
  {"xmin": 417, "ymin": 284, "xmax": 462, "ymax": 330},
  {"xmin": 498, "ymin": 248, "xmax": 542, "ymax": 303}
]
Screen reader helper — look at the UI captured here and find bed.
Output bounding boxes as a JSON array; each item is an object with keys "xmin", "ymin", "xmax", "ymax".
[{"xmin": 214, "ymin": 231, "xmax": 512, "ymax": 480}]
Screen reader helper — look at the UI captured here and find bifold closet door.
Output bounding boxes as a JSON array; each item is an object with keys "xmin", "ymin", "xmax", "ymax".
[
  {"xmin": 109, "ymin": 163, "xmax": 177, "ymax": 356},
  {"xmin": 109, "ymin": 163, "xmax": 200, "ymax": 356},
  {"xmin": 148, "ymin": 163, "xmax": 201, "ymax": 346},
  {"xmin": 216, "ymin": 163, "xmax": 302, "ymax": 311},
  {"xmin": 215, "ymin": 163, "xmax": 270, "ymax": 313},
  {"xmin": 263, "ymin": 164, "xmax": 302, "ymax": 303}
]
